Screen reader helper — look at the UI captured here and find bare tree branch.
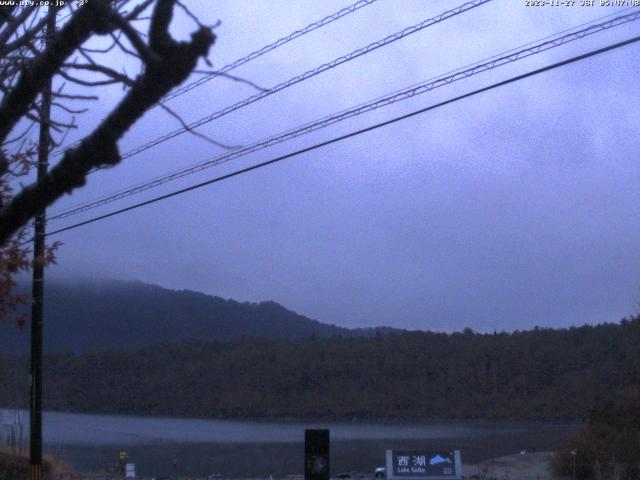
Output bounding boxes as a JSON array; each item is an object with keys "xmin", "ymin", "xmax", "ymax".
[
  {"xmin": 109, "ymin": 30, "xmax": 142, "ymax": 59},
  {"xmin": 109, "ymin": 13, "xmax": 154, "ymax": 62},
  {"xmin": 51, "ymin": 102, "xmax": 89, "ymax": 115},
  {"xmin": 52, "ymin": 91, "xmax": 99, "ymax": 101},
  {"xmin": 149, "ymin": 0, "xmax": 174, "ymax": 49},
  {"xmin": 0, "ymin": 5, "xmax": 18, "ymax": 31},
  {"xmin": 0, "ymin": 0, "xmax": 119, "ymax": 148},
  {"xmin": 124, "ymin": 0, "xmax": 156, "ymax": 21},
  {"xmin": 58, "ymin": 68, "xmax": 125, "ymax": 87},
  {"xmin": 79, "ymin": 39, "xmax": 119, "ymax": 54},
  {"xmin": 194, "ymin": 70, "xmax": 268, "ymax": 92},
  {"xmin": 158, "ymin": 102, "xmax": 240, "ymax": 150},
  {"xmin": 176, "ymin": 0, "xmax": 206, "ymax": 29},
  {"xmin": 0, "ymin": 12, "xmax": 49, "ymax": 56},
  {"xmin": 0, "ymin": 0, "xmax": 215, "ymax": 245},
  {"xmin": 0, "ymin": 6, "xmax": 36, "ymax": 49}
]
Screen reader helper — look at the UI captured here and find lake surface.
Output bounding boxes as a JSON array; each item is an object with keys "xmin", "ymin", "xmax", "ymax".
[
  {"xmin": 4, "ymin": 409, "xmax": 577, "ymax": 446},
  {"xmin": 4, "ymin": 410, "xmax": 582, "ymax": 476}
]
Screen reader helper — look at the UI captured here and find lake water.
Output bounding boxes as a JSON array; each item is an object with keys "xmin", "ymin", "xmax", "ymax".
[
  {"xmin": 4, "ymin": 410, "xmax": 582, "ymax": 476},
  {"xmin": 3, "ymin": 409, "xmax": 574, "ymax": 445}
]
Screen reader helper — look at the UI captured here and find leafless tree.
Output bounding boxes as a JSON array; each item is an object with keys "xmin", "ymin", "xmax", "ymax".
[{"xmin": 0, "ymin": 0, "xmax": 216, "ymax": 322}]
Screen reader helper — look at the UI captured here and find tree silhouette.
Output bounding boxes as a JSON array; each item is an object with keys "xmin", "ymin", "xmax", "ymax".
[{"xmin": 0, "ymin": 0, "xmax": 216, "ymax": 321}]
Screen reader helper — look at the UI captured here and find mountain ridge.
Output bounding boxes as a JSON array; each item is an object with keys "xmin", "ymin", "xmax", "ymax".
[{"xmin": 0, "ymin": 278, "xmax": 399, "ymax": 353}]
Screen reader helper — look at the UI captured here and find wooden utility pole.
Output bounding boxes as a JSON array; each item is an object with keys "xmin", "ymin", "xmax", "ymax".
[{"xmin": 30, "ymin": 7, "xmax": 55, "ymax": 480}]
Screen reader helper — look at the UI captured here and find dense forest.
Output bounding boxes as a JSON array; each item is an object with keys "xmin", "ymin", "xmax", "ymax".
[{"xmin": 2, "ymin": 317, "xmax": 639, "ymax": 420}]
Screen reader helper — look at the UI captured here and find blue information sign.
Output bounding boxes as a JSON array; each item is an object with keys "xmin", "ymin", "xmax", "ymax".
[{"xmin": 386, "ymin": 450, "xmax": 461, "ymax": 480}]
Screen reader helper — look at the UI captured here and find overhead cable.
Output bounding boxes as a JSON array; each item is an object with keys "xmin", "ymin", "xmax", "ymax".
[
  {"xmin": 40, "ymin": 33, "xmax": 640, "ymax": 239},
  {"xmin": 47, "ymin": 8, "xmax": 640, "ymax": 222},
  {"xmin": 48, "ymin": 0, "xmax": 381, "ymax": 158},
  {"xmin": 115, "ymin": 0, "xmax": 492, "ymax": 161}
]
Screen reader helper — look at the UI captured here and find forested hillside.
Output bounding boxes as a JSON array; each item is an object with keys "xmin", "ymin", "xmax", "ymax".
[
  {"xmin": 0, "ymin": 279, "xmax": 383, "ymax": 353},
  {"xmin": 2, "ymin": 317, "xmax": 639, "ymax": 420}
]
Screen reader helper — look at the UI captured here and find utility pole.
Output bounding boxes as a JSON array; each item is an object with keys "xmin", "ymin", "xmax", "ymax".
[{"xmin": 30, "ymin": 7, "xmax": 55, "ymax": 480}]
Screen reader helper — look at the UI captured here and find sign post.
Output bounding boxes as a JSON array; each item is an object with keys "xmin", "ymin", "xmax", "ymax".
[
  {"xmin": 305, "ymin": 429, "xmax": 330, "ymax": 480},
  {"xmin": 386, "ymin": 450, "xmax": 462, "ymax": 480},
  {"xmin": 125, "ymin": 462, "xmax": 136, "ymax": 479}
]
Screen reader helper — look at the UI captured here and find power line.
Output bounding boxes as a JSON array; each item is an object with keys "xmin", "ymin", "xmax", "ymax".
[
  {"xmin": 48, "ymin": 8, "xmax": 638, "ymax": 220},
  {"xmin": 113, "ymin": 0, "xmax": 492, "ymax": 162},
  {"xmin": 49, "ymin": 0, "xmax": 381, "ymax": 159},
  {"xmin": 161, "ymin": 0, "xmax": 380, "ymax": 104},
  {"xmin": 47, "ymin": 8, "xmax": 640, "ymax": 222},
  {"xmin": 23, "ymin": 0, "xmax": 491, "ymax": 232},
  {"xmin": 41, "ymin": 33, "xmax": 640, "ymax": 239}
]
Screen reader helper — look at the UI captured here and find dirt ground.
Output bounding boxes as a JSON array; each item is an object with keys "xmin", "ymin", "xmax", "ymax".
[
  {"xmin": 71, "ymin": 454, "xmax": 563, "ymax": 480},
  {"xmin": 462, "ymin": 452, "xmax": 560, "ymax": 480}
]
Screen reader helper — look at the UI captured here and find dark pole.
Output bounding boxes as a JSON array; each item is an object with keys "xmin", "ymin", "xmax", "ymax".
[
  {"xmin": 305, "ymin": 429, "xmax": 330, "ymax": 480},
  {"xmin": 30, "ymin": 7, "xmax": 55, "ymax": 480}
]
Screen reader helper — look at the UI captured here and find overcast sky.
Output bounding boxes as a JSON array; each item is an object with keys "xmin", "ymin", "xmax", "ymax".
[{"xmin": 34, "ymin": 0, "xmax": 640, "ymax": 331}]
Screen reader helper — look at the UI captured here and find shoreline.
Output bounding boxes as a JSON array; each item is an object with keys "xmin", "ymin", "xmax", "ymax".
[
  {"xmin": 53, "ymin": 430, "xmax": 576, "ymax": 478},
  {"xmin": 2, "ymin": 406, "xmax": 586, "ymax": 425}
]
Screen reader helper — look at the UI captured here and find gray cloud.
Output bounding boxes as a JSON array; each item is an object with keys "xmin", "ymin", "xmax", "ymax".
[{"xmin": 44, "ymin": 0, "xmax": 640, "ymax": 332}]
